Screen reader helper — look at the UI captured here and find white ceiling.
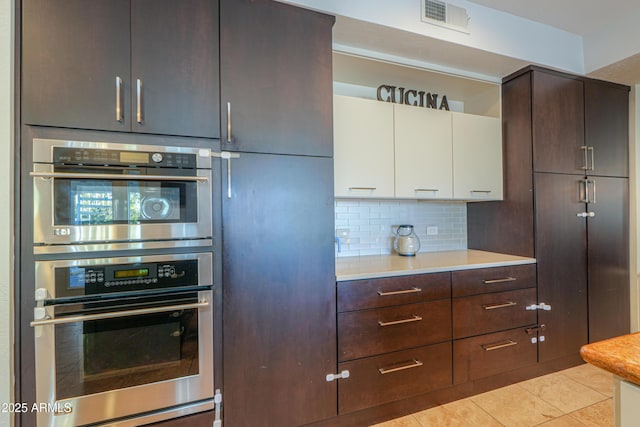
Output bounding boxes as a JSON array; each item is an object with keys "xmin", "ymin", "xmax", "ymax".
[
  {"xmin": 281, "ymin": 0, "xmax": 640, "ymax": 85},
  {"xmin": 467, "ymin": 0, "xmax": 638, "ymax": 37}
]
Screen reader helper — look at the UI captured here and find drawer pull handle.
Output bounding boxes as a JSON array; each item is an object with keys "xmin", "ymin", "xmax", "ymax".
[
  {"xmin": 378, "ymin": 315, "xmax": 422, "ymax": 327},
  {"xmin": 482, "ymin": 339, "xmax": 518, "ymax": 352},
  {"xmin": 482, "ymin": 301, "xmax": 517, "ymax": 310},
  {"xmin": 482, "ymin": 277, "xmax": 517, "ymax": 284},
  {"xmin": 378, "ymin": 359, "xmax": 423, "ymax": 375},
  {"xmin": 377, "ymin": 287, "xmax": 422, "ymax": 296}
]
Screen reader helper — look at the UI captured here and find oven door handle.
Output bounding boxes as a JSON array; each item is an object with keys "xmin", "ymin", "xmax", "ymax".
[
  {"xmin": 29, "ymin": 171, "xmax": 208, "ymax": 182},
  {"xmin": 30, "ymin": 299, "xmax": 209, "ymax": 327}
]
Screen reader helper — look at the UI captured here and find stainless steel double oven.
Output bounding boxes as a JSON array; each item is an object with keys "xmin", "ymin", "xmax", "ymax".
[{"xmin": 30, "ymin": 138, "xmax": 216, "ymax": 426}]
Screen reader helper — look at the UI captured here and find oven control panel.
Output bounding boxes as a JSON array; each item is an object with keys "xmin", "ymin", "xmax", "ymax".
[
  {"xmin": 54, "ymin": 259, "xmax": 199, "ymax": 298},
  {"xmin": 52, "ymin": 147, "xmax": 197, "ymax": 168}
]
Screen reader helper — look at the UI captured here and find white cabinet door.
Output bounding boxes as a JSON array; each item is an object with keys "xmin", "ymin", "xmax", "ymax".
[
  {"xmin": 394, "ymin": 104, "xmax": 453, "ymax": 199},
  {"xmin": 452, "ymin": 112, "xmax": 503, "ymax": 200},
  {"xmin": 333, "ymin": 95, "xmax": 395, "ymax": 198}
]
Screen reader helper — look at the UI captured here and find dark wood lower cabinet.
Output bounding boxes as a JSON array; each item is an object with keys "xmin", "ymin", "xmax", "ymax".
[
  {"xmin": 338, "ymin": 343, "xmax": 452, "ymax": 414},
  {"xmin": 142, "ymin": 410, "xmax": 214, "ymax": 427},
  {"xmin": 452, "ymin": 288, "xmax": 537, "ymax": 338},
  {"xmin": 222, "ymin": 153, "xmax": 336, "ymax": 426},
  {"xmin": 338, "ymin": 300, "xmax": 451, "ymax": 361},
  {"xmin": 453, "ymin": 327, "xmax": 538, "ymax": 384},
  {"xmin": 534, "ymin": 172, "xmax": 589, "ymax": 362},
  {"xmin": 587, "ymin": 176, "xmax": 630, "ymax": 342}
]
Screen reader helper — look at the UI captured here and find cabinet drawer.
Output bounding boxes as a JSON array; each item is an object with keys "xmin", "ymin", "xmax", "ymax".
[
  {"xmin": 453, "ymin": 288, "xmax": 537, "ymax": 338},
  {"xmin": 338, "ymin": 300, "xmax": 451, "ymax": 361},
  {"xmin": 452, "ymin": 264, "xmax": 536, "ymax": 297},
  {"xmin": 453, "ymin": 327, "xmax": 537, "ymax": 384},
  {"xmin": 338, "ymin": 342, "xmax": 452, "ymax": 413},
  {"xmin": 337, "ymin": 272, "xmax": 450, "ymax": 312}
]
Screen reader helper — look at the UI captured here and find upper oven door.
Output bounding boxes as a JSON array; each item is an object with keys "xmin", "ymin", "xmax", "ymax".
[{"xmin": 32, "ymin": 163, "xmax": 212, "ymax": 247}]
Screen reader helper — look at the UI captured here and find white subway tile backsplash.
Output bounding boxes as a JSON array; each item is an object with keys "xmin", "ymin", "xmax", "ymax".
[{"xmin": 335, "ymin": 198, "xmax": 467, "ymax": 257}]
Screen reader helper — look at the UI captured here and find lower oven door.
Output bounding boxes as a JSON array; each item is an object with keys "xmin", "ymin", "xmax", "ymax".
[{"xmin": 31, "ymin": 291, "xmax": 213, "ymax": 426}]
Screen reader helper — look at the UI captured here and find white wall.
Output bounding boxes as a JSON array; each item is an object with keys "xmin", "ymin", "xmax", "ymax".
[{"xmin": 0, "ymin": 0, "xmax": 13, "ymax": 425}]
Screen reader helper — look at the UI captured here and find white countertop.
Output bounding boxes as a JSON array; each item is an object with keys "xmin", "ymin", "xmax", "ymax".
[{"xmin": 336, "ymin": 249, "xmax": 536, "ymax": 281}]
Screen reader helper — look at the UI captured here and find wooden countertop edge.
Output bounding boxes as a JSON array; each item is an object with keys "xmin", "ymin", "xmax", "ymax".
[{"xmin": 580, "ymin": 332, "xmax": 640, "ymax": 385}]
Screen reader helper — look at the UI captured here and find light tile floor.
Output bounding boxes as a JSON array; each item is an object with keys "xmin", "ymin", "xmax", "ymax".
[{"xmin": 371, "ymin": 364, "xmax": 614, "ymax": 427}]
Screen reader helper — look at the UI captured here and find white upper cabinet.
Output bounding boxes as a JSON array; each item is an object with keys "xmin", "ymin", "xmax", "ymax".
[
  {"xmin": 452, "ymin": 112, "xmax": 503, "ymax": 200},
  {"xmin": 333, "ymin": 95, "xmax": 395, "ymax": 198},
  {"xmin": 394, "ymin": 104, "xmax": 453, "ymax": 199}
]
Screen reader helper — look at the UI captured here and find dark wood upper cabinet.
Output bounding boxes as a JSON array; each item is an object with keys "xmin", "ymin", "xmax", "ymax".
[
  {"xmin": 22, "ymin": 0, "xmax": 131, "ymax": 132},
  {"xmin": 584, "ymin": 80, "xmax": 629, "ymax": 177},
  {"xmin": 220, "ymin": 0, "xmax": 334, "ymax": 156},
  {"xmin": 22, "ymin": 0, "xmax": 219, "ymax": 138},
  {"xmin": 532, "ymin": 71, "xmax": 585, "ymax": 174},
  {"xmin": 131, "ymin": 0, "xmax": 219, "ymax": 138}
]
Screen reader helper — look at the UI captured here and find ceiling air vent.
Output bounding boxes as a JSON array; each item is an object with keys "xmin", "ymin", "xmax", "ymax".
[{"xmin": 422, "ymin": 0, "xmax": 470, "ymax": 33}]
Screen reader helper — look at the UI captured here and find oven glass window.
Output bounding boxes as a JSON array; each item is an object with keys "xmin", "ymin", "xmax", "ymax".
[
  {"xmin": 53, "ymin": 178, "xmax": 196, "ymax": 226},
  {"xmin": 54, "ymin": 307, "xmax": 199, "ymax": 400}
]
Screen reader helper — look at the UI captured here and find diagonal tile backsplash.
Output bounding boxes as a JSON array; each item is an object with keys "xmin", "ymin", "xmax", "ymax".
[{"xmin": 335, "ymin": 199, "xmax": 467, "ymax": 257}]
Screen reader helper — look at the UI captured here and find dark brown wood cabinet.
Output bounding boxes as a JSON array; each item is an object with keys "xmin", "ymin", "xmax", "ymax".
[
  {"xmin": 219, "ymin": 3, "xmax": 336, "ymax": 426},
  {"xmin": 22, "ymin": 0, "xmax": 219, "ymax": 138},
  {"xmin": 531, "ymin": 71, "xmax": 585, "ymax": 175},
  {"xmin": 587, "ymin": 176, "xmax": 630, "ymax": 342},
  {"xmin": 468, "ymin": 66, "xmax": 630, "ymax": 365},
  {"xmin": 336, "ymin": 272, "xmax": 453, "ymax": 415},
  {"xmin": 585, "ymin": 80, "xmax": 630, "ymax": 178},
  {"xmin": 222, "ymin": 153, "xmax": 336, "ymax": 427},
  {"xmin": 534, "ymin": 172, "xmax": 589, "ymax": 361},
  {"xmin": 220, "ymin": 0, "xmax": 334, "ymax": 156}
]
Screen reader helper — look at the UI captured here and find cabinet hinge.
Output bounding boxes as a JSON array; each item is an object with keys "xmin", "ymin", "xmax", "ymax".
[
  {"xmin": 326, "ymin": 370, "xmax": 350, "ymax": 382},
  {"xmin": 526, "ymin": 302, "xmax": 551, "ymax": 311}
]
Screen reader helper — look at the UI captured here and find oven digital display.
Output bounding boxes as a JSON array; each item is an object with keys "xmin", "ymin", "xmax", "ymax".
[
  {"xmin": 119, "ymin": 152, "xmax": 149, "ymax": 164},
  {"xmin": 114, "ymin": 268, "xmax": 150, "ymax": 279},
  {"xmin": 68, "ymin": 267, "xmax": 86, "ymax": 289}
]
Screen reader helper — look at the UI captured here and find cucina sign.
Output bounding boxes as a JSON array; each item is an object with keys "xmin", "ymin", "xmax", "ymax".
[{"xmin": 376, "ymin": 84, "xmax": 450, "ymax": 111}]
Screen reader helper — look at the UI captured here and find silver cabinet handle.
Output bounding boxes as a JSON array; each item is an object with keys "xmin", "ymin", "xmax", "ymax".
[
  {"xmin": 590, "ymin": 179, "xmax": 596, "ymax": 204},
  {"xmin": 482, "ymin": 339, "xmax": 517, "ymax": 351},
  {"xmin": 31, "ymin": 299, "xmax": 209, "ymax": 327},
  {"xmin": 136, "ymin": 78, "xmax": 143, "ymax": 124},
  {"xmin": 588, "ymin": 146, "xmax": 595, "ymax": 171},
  {"xmin": 482, "ymin": 301, "xmax": 517, "ymax": 310},
  {"xmin": 482, "ymin": 277, "xmax": 516, "ymax": 284},
  {"xmin": 116, "ymin": 76, "xmax": 123, "ymax": 122},
  {"xmin": 415, "ymin": 188, "xmax": 438, "ymax": 192},
  {"xmin": 378, "ymin": 315, "xmax": 422, "ymax": 327},
  {"xmin": 471, "ymin": 190, "xmax": 492, "ymax": 194},
  {"xmin": 226, "ymin": 102, "xmax": 232, "ymax": 144},
  {"xmin": 30, "ymin": 171, "xmax": 208, "ymax": 182},
  {"xmin": 348, "ymin": 187, "xmax": 377, "ymax": 191},
  {"xmin": 580, "ymin": 145, "xmax": 589, "ymax": 170},
  {"xmin": 377, "ymin": 287, "xmax": 422, "ymax": 296},
  {"xmin": 378, "ymin": 359, "xmax": 423, "ymax": 375},
  {"xmin": 211, "ymin": 151, "xmax": 240, "ymax": 198},
  {"xmin": 579, "ymin": 179, "xmax": 590, "ymax": 203}
]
